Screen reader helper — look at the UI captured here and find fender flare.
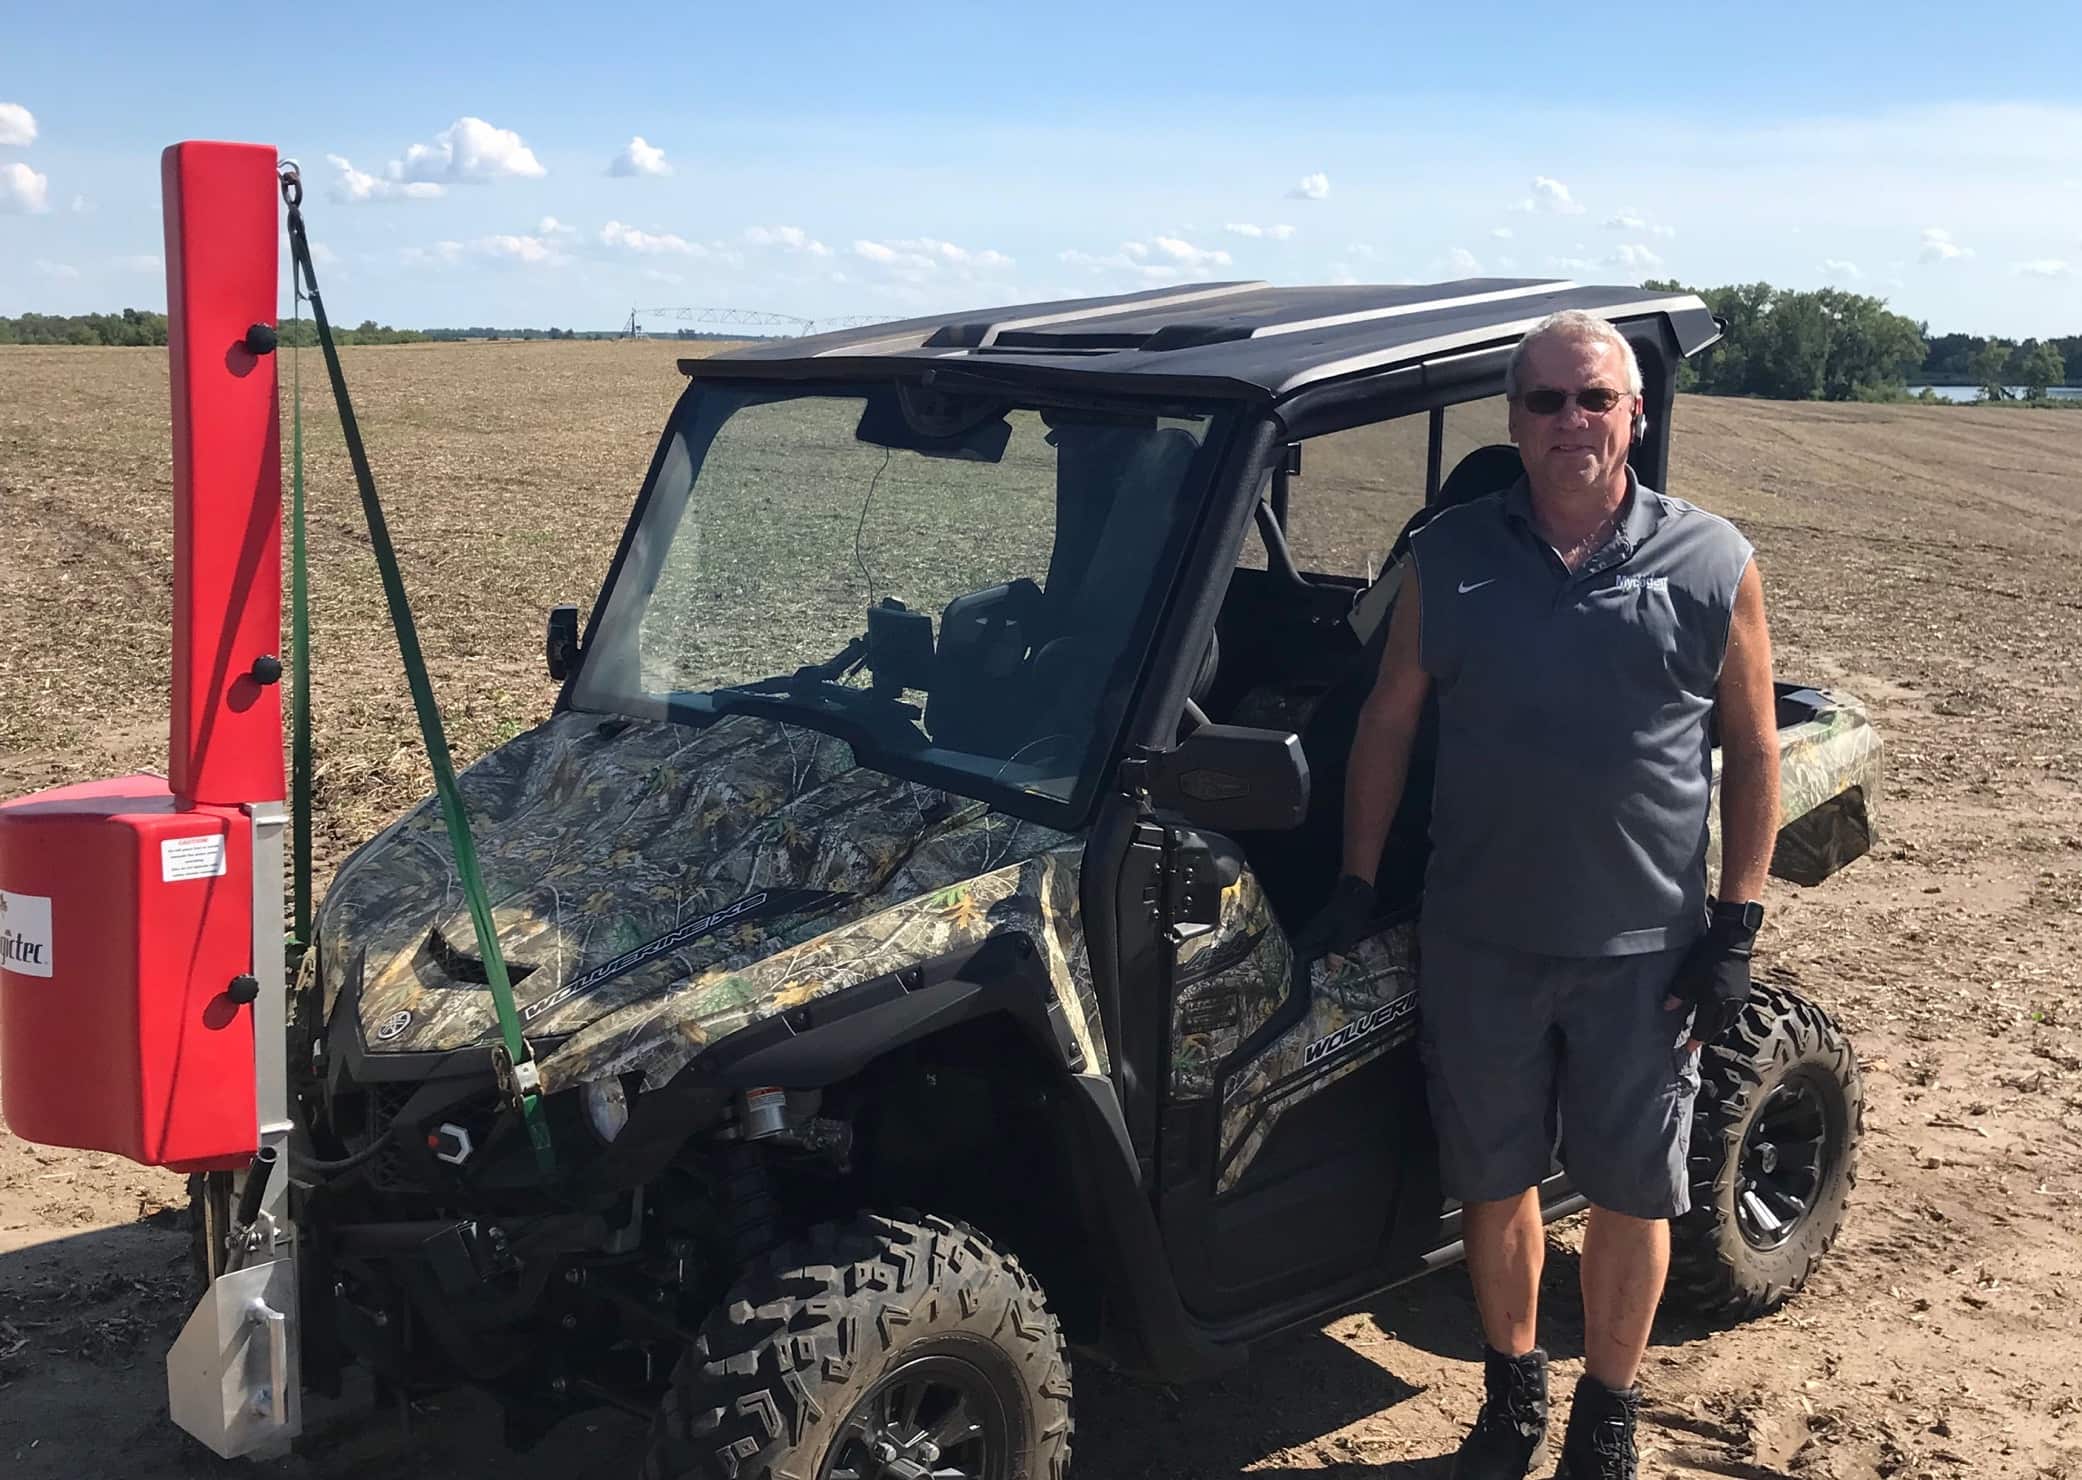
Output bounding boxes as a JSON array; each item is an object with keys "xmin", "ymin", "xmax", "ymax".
[{"xmin": 576, "ymin": 933, "xmax": 1083, "ymax": 1193}]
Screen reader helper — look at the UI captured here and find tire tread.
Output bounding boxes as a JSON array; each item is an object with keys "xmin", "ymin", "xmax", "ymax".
[
  {"xmin": 643, "ymin": 1212, "xmax": 1073, "ymax": 1480},
  {"xmin": 1667, "ymin": 979, "xmax": 1864, "ymax": 1320}
]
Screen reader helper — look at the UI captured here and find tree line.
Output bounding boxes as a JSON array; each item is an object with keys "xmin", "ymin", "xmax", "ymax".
[
  {"xmin": 1, "ymin": 312, "xmax": 591, "ymax": 346},
  {"xmin": 8, "ymin": 294, "xmax": 2077, "ymax": 403},
  {"xmin": 1642, "ymin": 280, "xmax": 2076, "ymax": 402},
  {"xmin": 1920, "ymin": 331, "xmax": 2079, "ymax": 399}
]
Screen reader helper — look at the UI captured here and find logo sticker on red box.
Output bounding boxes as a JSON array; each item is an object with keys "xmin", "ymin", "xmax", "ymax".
[{"xmin": 0, "ymin": 888, "xmax": 53, "ymax": 978}]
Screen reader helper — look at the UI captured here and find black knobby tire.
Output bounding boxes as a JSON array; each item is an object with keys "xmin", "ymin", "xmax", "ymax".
[
  {"xmin": 1668, "ymin": 978, "xmax": 1863, "ymax": 1319},
  {"xmin": 643, "ymin": 1212, "xmax": 1073, "ymax": 1480}
]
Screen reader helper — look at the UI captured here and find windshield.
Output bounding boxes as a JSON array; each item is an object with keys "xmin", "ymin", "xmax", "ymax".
[{"xmin": 570, "ymin": 382, "xmax": 1229, "ymax": 818}]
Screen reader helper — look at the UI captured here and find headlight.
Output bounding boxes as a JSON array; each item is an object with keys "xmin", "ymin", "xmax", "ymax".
[{"xmin": 582, "ymin": 1076, "xmax": 631, "ymax": 1143}]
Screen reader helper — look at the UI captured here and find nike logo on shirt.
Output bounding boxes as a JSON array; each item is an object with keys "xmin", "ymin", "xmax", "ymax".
[{"xmin": 1457, "ymin": 578, "xmax": 1497, "ymax": 594}]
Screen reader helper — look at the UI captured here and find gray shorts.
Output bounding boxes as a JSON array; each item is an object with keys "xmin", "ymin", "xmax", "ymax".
[{"xmin": 1416, "ymin": 922, "xmax": 1702, "ymax": 1219}]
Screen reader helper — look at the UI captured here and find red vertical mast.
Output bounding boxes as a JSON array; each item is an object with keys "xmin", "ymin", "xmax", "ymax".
[{"xmin": 162, "ymin": 141, "xmax": 284, "ymax": 807}]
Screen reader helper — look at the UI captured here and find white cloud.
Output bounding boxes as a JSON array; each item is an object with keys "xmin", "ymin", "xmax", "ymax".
[
  {"xmin": 1151, "ymin": 235, "xmax": 1232, "ymax": 269},
  {"xmin": 1, "ymin": 160, "xmax": 50, "ymax": 213},
  {"xmin": 746, "ymin": 224, "xmax": 832, "ymax": 256},
  {"xmin": 538, "ymin": 215, "xmax": 576, "ymax": 235},
  {"xmin": 1347, "ymin": 243, "xmax": 1377, "ymax": 259},
  {"xmin": 34, "ymin": 259, "xmax": 78, "ymax": 279},
  {"xmin": 1060, "ymin": 247, "xmax": 1184, "ymax": 284},
  {"xmin": 479, "ymin": 233, "xmax": 564, "ymax": 265},
  {"xmin": 327, "ymin": 154, "xmax": 444, "ymax": 203},
  {"xmin": 601, "ymin": 219, "xmax": 698, "ymax": 255},
  {"xmin": 1513, "ymin": 176, "xmax": 1584, "ymax": 215},
  {"xmin": 1919, "ymin": 226, "xmax": 1974, "ymax": 263},
  {"xmin": 853, "ymin": 237, "xmax": 1014, "ymax": 277},
  {"xmin": 402, "ymin": 233, "xmax": 567, "ymax": 268},
  {"xmin": 1286, "ymin": 171, "xmax": 1330, "ymax": 201},
  {"xmin": 1328, "ymin": 262, "xmax": 1360, "ymax": 286},
  {"xmin": 1605, "ymin": 208, "xmax": 1679, "ymax": 239},
  {"xmin": 393, "ymin": 117, "xmax": 545, "ymax": 183},
  {"xmin": 640, "ymin": 267, "xmax": 685, "ymax": 286},
  {"xmin": 1608, "ymin": 242, "xmax": 1663, "ymax": 269},
  {"xmin": 1490, "ymin": 226, "xmax": 1514, "ymax": 240},
  {"xmin": 115, "ymin": 253, "xmax": 163, "ymax": 272},
  {"xmin": 1224, "ymin": 222, "xmax": 1296, "ymax": 240},
  {"xmin": 608, "ymin": 136, "xmax": 672, "ymax": 178},
  {"xmin": 1064, "ymin": 236, "xmax": 1229, "ymax": 280},
  {"xmin": 1549, "ymin": 255, "xmax": 1599, "ymax": 273},
  {"xmin": 69, "ymin": 193, "xmax": 90, "ymax": 213},
  {"xmin": 2014, "ymin": 259, "xmax": 2071, "ymax": 278},
  {"xmin": 1446, "ymin": 247, "xmax": 1482, "ymax": 275},
  {"xmin": 310, "ymin": 241, "xmax": 339, "ymax": 267},
  {"xmin": 0, "ymin": 102, "xmax": 36, "ymax": 147},
  {"xmin": 401, "ymin": 240, "xmax": 467, "ymax": 267},
  {"xmin": 1820, "ymin": 258, "xmax": 1862, "ymax": 278}
]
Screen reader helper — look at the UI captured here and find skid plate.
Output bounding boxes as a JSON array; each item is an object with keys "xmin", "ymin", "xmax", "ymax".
[{"xmin": 166, "ymin": 1256, "xmax": 301, "ymax": 1459}]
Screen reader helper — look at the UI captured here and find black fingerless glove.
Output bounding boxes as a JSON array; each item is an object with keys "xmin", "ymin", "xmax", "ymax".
[
  {"xmin": 1669, "ymin": 900, "xmax": 1762, "ymax": 1044},
  {"xmin": 1294, "ymin": 874, "xmax": 1377, "ymax": 959}
]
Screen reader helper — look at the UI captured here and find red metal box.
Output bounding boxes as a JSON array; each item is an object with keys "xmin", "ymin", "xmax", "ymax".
[{"xmin": 0, "ymin": 775, "xmax": 258, "ymax": 1170}]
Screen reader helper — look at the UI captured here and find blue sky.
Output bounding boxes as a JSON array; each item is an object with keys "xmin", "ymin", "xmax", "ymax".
[{"xmin": 4, "ymin": 2, "xmax": 2080, "ymax": 340}]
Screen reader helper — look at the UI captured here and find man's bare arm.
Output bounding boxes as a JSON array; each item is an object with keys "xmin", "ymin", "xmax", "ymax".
[
  {"xmin": 1714, "ymin": 559, "xmax": 1780, "ymax": 903},
  {"xmin": 1341, "ymin": 571, "xmax": 1433, "ymax": 885}
]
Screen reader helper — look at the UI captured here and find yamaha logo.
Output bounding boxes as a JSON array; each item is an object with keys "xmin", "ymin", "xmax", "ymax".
[{"xmin": 373, "ymin": 1009, "xmax": 413, "ymax": 1043}]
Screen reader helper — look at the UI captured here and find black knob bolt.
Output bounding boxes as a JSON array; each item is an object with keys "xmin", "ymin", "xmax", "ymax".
[
  {"xmin": 243, "ymin": 323, "xmax": 279, "ymax": 356},
  {"xmin": 250, "ymin": 655, "xmax": 283, "ymax": 685},
  {"xmin": 227, "ymin": 973, "xmax": 260, "ymax": 1005}
]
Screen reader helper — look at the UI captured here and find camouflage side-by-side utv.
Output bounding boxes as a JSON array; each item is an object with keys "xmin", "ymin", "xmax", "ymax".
[{"xmin": 223, "ymin": 281, "xmax": 1881, "ymax": 1479}]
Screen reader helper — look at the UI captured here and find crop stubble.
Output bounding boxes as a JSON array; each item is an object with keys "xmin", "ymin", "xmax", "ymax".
[{"xmin": 2, "ymin": 341, "xmax": 2080, "ymax": 1478}]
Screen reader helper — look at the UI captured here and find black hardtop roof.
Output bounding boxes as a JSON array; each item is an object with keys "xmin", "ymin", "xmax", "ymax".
[{"xmin": 685, "ymin": 279, "xmax": 1720, "ymax": 402}]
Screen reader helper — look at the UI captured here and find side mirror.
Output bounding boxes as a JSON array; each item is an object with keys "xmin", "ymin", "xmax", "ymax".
[
  {"xmin": 546, "ymin": 604, "xmax": 582, "ymax": 681},
  {"xmin": 1138, "ymin": 724, "xmax": 1309, "ymax": 832}
]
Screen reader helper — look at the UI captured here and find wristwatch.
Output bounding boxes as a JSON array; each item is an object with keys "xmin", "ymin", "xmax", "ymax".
[{"xmin": 1710, "ymin": 898, "xmax": 1766, "ymax": 930}]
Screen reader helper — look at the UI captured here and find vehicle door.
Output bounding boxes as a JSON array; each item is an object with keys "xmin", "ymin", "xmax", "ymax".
[
  {"xmin": 1150, "ymin": 411, "xmax": 1457, "ymax": 1323},
  {"xmin": 1153, "ymin": 845, "xmax": 1426, "ymax": 1323}
]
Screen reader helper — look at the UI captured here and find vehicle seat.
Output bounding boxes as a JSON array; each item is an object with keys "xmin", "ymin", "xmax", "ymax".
[
  {"xmin": 1385, "ymin": 443, "xmax": 1524, "ymax": 566},
  {"xmin": 1346, "ymin": 443, "xmax": 1527, "ymax": 648}
]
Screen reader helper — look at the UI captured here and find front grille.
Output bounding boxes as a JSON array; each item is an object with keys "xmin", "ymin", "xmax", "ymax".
[{"xmin": 366, "ymin": 1084, "xmax": 416, "ymax": 1191}]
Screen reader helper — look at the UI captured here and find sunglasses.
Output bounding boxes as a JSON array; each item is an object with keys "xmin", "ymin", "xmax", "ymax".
[{"xmin": 1518, "ymin": 386, "xmax": 1629, "ymax": 415}]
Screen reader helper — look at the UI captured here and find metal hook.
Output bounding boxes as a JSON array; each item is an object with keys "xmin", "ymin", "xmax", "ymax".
[{"xmin": 278, "ymin": 158, "xmax": 302, "ymax": 210}]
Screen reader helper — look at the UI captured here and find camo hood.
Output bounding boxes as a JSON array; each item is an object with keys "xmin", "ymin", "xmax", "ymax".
[{"xmin": 315, "ymin": 710, "xmax": 1081, "ymax": 1064}]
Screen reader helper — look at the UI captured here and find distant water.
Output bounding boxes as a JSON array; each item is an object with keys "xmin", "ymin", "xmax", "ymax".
[{"xmin": 1906, "ymin": 384, "xmax": 2082, "ymax": 403}]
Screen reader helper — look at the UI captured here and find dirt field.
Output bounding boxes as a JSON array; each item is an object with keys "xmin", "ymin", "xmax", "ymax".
[{"xmin": 2, "ymin": 340, "xmax": 2079, "ymax": 1478}]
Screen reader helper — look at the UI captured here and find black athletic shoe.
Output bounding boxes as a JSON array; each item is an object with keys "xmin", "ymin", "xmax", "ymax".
[
  {"xmin": 1451, "ymin": 1345, "xmax": 1549, "ymax": 1480},
  {"xmin": 1553, "ymin": 1373, "xmax": 1641, "ymax": 1480}
]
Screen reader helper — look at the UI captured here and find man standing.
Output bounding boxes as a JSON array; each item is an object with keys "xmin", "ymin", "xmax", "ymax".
[{"xmin": 1300, "ymin": 311, "xmax": 1781, "ymax": 1479}]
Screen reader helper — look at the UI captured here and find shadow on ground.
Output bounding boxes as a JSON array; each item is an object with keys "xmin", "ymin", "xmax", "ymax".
[{"xmin": 3, "ymin": 1221, "xmax": 1729, "ymax": 1478}]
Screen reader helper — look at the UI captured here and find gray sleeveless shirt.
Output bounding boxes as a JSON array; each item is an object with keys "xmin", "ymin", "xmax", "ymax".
[{"xmin": 1408, "ymin": 473, "xmax": 1754, "ymax": 956}]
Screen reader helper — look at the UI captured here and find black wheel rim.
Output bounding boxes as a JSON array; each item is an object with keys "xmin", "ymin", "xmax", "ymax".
[
  {"xmin": 1736, "ymin": 1069, "xmax": 1835, "ymax": 1250},
  {"xmin": 820, "ymin": 1352, "xmax": 1011, "ymax": 1480}
]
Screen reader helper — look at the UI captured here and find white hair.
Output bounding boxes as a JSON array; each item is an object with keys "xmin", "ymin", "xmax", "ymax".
[{"xmin": 1505, "ymin": 310, "xmax": 1644, "ymax": 398}]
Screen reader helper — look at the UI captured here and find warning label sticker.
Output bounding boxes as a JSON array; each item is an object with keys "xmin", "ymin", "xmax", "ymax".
[
  {"xmin": 161, "ymin": 834, "xmax": 228, "ymax": 883},
  {"xmin": 0, "ymin": 888, "xmax": 54, "ymax": 978}
]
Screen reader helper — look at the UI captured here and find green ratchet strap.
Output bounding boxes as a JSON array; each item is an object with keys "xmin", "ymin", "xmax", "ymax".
[
  {"xmin": 277, "ymin": 162, "xmax": 554, "ymax": 1172},
  {"xmin": 288, "ymin": 261, "xmax": 312, "ymax": 958}
]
